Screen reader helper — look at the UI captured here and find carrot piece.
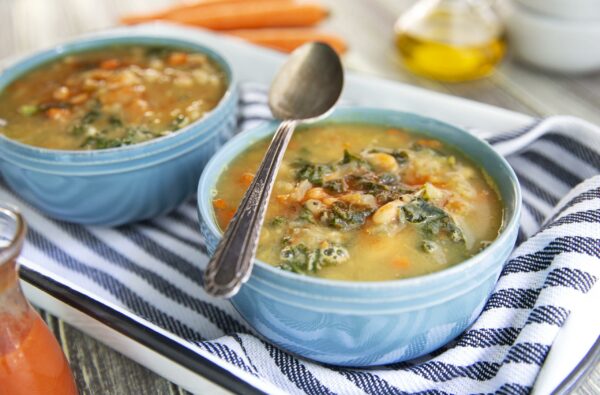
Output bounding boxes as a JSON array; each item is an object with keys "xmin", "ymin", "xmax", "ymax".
[
  {"xmin": 168, "ymin": 52, "xmax": 188, "ymax": 66},
  {"xmin": 213, "ymin": 198, "xmax": 228, "ymax": 209},
  {"xmin": 45, "ymin": 108, "xmax": 71, "ymax": 121},
  {"xmin": 122, "ymin": 1, "xmax": 328, "ymax": 30},
  {"xmin": 404, "ymin": 173, "xmax": 429, "ymax": 186},
  {"xmin": 188, "ymin": 2, "xmax": 328, "ymax": 30},
  {"xmin": 445, "ymin": 199, "xmax": 466, "ymax": 213},
  {"xmin": 226, "ymin": 28, "xmax": 347, "ymax": 54},
  {"xmin": 221, "ymin": 208, "xmax": 236, "ymax": 226},
  {"xmin": 69, "ymin": 93, "xmax": 89, "ymax": 105},
  {"xmin": 100, "ymin": 59, "xmax": 121, "ymax": 70},
  {"xmin": 121, "ymin": 0, "xmax": 292, "ymax": 25},
  {"xmin": 392, "ymin": 257, "xmax": 410, "ymax": 269},
  {"xmin": 430, "ymin": 181, "xmax": 448, "ymax": 188},
  {"xmin": 239, "ymin": 172, "xmax": 255, "ymax": 187}
]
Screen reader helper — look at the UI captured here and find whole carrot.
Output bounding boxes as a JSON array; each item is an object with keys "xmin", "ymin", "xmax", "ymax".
[
  {"xmin": 124, "ymin": 1, "xmax": 329, "ymax": 30},
  {"xmin": 121, "ymin": 0, "xmax": 290, "ymax": 25},
  {"xmin": 226, "ymin": 28, "xmax": 347, "ymax": 54}
]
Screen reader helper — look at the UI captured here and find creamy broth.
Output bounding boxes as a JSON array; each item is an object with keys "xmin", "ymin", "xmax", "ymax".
[
  {"xmin": 0, "ymin": 45, "xmax": 227, "ymax": 150},
  {"xmin": 214, "ymin": 124, "xmax": 503, "ymax": 281}
]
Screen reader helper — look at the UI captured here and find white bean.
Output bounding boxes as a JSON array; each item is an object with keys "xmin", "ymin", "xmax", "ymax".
[
  {"xmin": 372, "ymin": 200, "xmax": 404, "ymax": 225},
  {"xmin": 340, "ymin": 193, "xmax": 377, "ymax": 208},
  {"xmin": 365, "ymin": 152, "xmax": 399, "ymax": 172},
  {"xmin": 305, "ymin": 187, "xmax": 329, "ymax": 200}
]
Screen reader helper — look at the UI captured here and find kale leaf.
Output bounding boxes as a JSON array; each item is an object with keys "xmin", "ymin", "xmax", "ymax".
[
  {"xmin": 80, "ymin": 135, "xmax": 123, "ymax": 149},
  {"xmin": 144, "ymin": 46, "xmax": 171, "ymax": 58},
  {"xmin": 108, "ymin": 115, "xmax": 123, "ymax": 127},
  {"xmin": 323, "ymin": 179, "xmax": 347, "ymax": 194},
  {"xmin": 421, "ymin": 240, "xmax": 437, "ymax": 253},
  {"xmin": 81, "ymin": 108, "xmax": 100, "ymax": 125},
  {"xmin": 293, "ymin": 159, "xmax": 332, "ymax": 186},
  {"xmin": 270, "ymin": 216, "xmax": 287, "ymax": 227},
  {"xmin": 323, "ymin": 201, "xmax": 374, "ymax": 231},
  {"xmin": 279, "ymin": 243, "xmax": 349, "ymax": 274},
  {"xmin": 279, "ymin": 244, "xmax": 314, "ymax": 274},
  {"xmin": 402, "ymin": 198, "xmax": 443, "ymax": 223},
  {"xmin": 341, "ymin": 149, "xmax": 365, "ymax": 165},
  {"xmin": 391, "ymin": 150, "xmax": 409, "ymax": 164},
  {"xmin": 298, "ymin": 207, "xmax": 316, "ymax": 224},
  {"xmin": 402, "ymin": 198, "xmax": 465, "ymax": 243},
  {"xmin": 80, "ymin": 127, "xmax": 157, "ymax": 149},
  {"xmin": 347, "ymin": 174, "xmax": 387, "ymax": 193}
]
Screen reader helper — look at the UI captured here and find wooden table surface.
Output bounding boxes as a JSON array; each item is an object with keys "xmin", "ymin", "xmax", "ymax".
[{"xmin": 1, "ymin": 0, "xmax": 599, "ymax": 393}]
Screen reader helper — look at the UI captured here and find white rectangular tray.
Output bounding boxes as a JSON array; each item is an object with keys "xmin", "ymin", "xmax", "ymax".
[{"xmin": 4, "ymin": 23, "xmax": 598, "ymax": 395}]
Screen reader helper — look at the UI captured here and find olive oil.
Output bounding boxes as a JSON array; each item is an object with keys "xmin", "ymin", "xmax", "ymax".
[
  {"xmin": 395, "ymin": 0, "xmax": 505, "ymax": 82},
  {"xmin": 396, "ymin": 32, "xmax": 505, "ymax": 82}
]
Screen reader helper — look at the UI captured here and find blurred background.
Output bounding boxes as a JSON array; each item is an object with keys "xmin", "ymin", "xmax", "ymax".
[{"xmin": 1, "ymin": 0, "xmax": 599, "ymax": 126}]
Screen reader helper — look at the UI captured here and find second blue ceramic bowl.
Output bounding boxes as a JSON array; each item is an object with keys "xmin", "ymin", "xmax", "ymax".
[
  {"xmin": 0, "ymin": 35, "xmax": 238, "ymax": 226},
  {"xmin": 198, "ymin": 108, "xmax": 521, "ymax": 366}
]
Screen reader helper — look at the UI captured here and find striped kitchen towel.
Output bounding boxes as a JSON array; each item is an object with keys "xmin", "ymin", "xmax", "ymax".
[{"xmin": 1, "ymin": 83, "xmax": 599, "ymax": 394}]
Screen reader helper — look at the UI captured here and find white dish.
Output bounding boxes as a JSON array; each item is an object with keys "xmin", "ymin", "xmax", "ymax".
[
  {"xmin": 515, "ymin": 0, "xmax": 600, "ymax": 21},
  {"xmin": 507, "ymin": 3, "xmax": 600, "ymax": 73}
]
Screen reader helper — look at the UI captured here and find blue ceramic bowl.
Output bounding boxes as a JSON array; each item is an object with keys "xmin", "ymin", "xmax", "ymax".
[
  {"xmin": 0, "ymin": 35, "xmax": 237, "ymax": 226},
  {"xmin": 198, "ymin": 108, "xmax": 521, "ymax": 366}
]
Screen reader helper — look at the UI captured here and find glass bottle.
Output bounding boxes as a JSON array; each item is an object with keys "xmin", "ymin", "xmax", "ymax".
[
  {"xmin": 0, "ymin": 203, "xmax": 78, "ymax": 395},
  {"xmin": 395, "ymin": 0, "xmax": 505, "ymax": 82}
]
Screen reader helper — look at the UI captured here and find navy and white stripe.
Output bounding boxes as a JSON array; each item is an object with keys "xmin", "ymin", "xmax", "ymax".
[{"xmin": 1, "ymin": 83, "xmax": 599, "ymax": 394}]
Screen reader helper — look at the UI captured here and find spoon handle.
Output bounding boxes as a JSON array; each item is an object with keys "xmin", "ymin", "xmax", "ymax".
[{"xmin": 204, "ymin": 120, "xmax": 297, "ymax": 298}]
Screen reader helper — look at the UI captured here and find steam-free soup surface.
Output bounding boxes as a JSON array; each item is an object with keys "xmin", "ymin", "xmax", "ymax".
[
  {"xmin": 214, "ymin": 124, "xmax": 503, "ymax": 281},
  {"xmin": 0, "ymin": 45, "xmax": 227, "ymax": 150}
]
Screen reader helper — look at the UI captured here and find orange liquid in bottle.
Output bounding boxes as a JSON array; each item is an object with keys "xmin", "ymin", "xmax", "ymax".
[{"xmin": 0, "ymin": 312, "xmax": 78, "ymax": 395}]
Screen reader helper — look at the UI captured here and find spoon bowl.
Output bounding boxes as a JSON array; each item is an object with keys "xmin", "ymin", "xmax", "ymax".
[{"xmin": 269, "ymin": 43, "xmax": 344, "ymax": 121}]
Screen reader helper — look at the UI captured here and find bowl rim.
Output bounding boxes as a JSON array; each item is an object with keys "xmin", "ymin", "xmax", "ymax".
[
  {"xmin": 197, "ymin": 107, "xmax": 522, "ymax": 289},
  {"xmin": 0, "ymin": 34, "xmax": 237, "ymax": 160}
]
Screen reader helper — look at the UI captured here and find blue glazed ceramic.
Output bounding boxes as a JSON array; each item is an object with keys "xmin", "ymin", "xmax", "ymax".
[
  {"xmin": 0, "ymin": 35, "xmax": 237, "ymax": 226},
  {"xmin": 197, "ymin": 108, "xmax": 521, "ymax": 366}
]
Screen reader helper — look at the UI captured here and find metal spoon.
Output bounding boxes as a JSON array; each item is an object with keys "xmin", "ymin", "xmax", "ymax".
[{"xmin": 204, "ymin": 42, "xmax": 344, "ymax": 298}]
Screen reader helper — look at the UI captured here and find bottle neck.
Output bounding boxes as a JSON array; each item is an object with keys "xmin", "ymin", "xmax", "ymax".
[
  {"xmin": 0, "ymin": 204, "xmax": 33, "ymax": 355},
  {"xmin": 0, "ymin": 258, "xmax": 31, "ymax": 315}
]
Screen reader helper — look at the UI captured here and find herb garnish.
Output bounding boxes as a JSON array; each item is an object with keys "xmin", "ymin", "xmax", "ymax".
[
  {"xmin": 144, "ymin": 46, "xmax": 171, "ymax": 58},
  {"xmin": 270, "ymin": 216, "xmax": 287, "ymax": 227},
  {"xmin": 279, "ymin": 243, "xmax": 349, "ymax": 274},
  {"xmin": 170, "ymin": 114, "xmax": 189, "ymax": 131},
  {"xmin": 80, "ymin": 127, "xmax": 158, "ymax": 149}
]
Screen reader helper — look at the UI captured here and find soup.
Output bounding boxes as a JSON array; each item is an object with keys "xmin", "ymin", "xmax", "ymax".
[
  {"xmin": 0, "ymin": 45, "xmax": 227, "ymax": 150},
  {"xmin": 213, "ymin": 124, "xmax": 503, "ymax": 281}
]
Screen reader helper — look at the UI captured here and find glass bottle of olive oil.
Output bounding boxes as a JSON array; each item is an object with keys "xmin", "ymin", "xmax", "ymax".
[{"xmin": 395, "ymin": 0, "xmax": 505, "ymax": 82}]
